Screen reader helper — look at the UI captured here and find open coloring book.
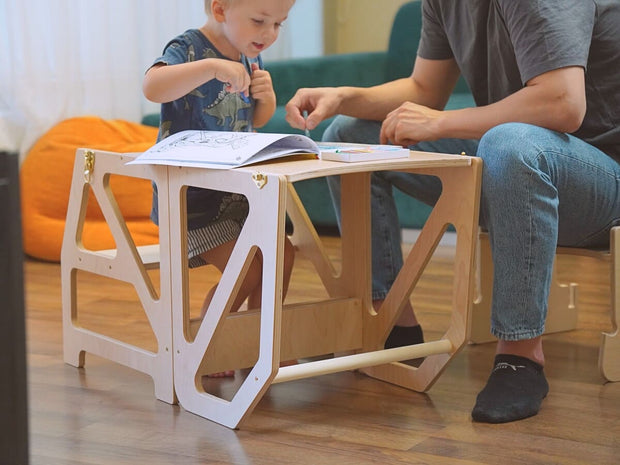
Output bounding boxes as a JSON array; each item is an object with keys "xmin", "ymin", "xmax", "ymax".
[
  {"xmin": 127, "ymin": 130, "xmax": 319, "ymax": 169},
  {"xmin": 128, "ymin": 130, "xmax": 410, "ymax": 169}
]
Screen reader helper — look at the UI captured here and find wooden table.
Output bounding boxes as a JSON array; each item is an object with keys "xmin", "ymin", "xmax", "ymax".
[{"xmin": 62, "ymin": 149, "xmax": 481, "ymax": 429}]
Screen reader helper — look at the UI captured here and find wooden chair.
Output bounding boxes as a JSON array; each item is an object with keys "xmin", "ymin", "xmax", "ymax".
[
  {"xmin": 470, "ymin": 230, "xmax": 620, "ymax": 382},
  {"xmin": 61, "ymin": 150, "xmax": 176, "ymax": 404}
]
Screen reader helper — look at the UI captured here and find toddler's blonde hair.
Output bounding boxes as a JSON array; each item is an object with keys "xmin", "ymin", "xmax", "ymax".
[
  {"xmin": 204, "ymin": 0, "xmax": 233, "ymax": 15},
  {"xmin": 204, "ymin": 0, "xmax": 294, "ymax": 16}
]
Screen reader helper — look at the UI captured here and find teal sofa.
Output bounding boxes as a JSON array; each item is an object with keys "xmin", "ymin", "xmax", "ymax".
[{"xmin": 143, "ymin": 1, "xmax": 474, "ymax": 232}]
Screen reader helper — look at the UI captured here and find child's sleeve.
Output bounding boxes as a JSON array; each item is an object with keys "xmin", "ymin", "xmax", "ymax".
[{"xmin": 152, "ymin": 35, "xmax": 192, "ymax": 68}]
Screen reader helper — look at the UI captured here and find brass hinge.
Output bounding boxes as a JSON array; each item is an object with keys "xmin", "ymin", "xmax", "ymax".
[
  {"xmin": 251, "ymin": 172, "xmax": 267, "ymax": 189},
  {"xmin": 83, "ymin": 150, "xmax": 95, "ymax": 184}
]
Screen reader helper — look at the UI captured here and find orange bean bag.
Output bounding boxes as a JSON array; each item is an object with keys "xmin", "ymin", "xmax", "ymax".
[{"xmin": 20, "ymin": 116, "xmax": 160, "ymax": 262}]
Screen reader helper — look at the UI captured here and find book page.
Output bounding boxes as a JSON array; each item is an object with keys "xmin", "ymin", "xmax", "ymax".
[{"xmin": 127, "ymin": 130, "xmax": 319, "ymax": 169}]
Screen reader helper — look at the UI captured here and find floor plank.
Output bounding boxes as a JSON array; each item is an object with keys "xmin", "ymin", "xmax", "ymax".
[{"xmin": 24, "ymin": 236, "xmax": 620, "ymax": 465}]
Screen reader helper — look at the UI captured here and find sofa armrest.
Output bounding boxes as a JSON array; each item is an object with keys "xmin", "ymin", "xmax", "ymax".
[{"xmin": 265, "ymin": 52, "xmax": 389, "ymax": 106}]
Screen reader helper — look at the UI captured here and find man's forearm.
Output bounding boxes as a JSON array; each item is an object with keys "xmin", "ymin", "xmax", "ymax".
[{"xmin": 337, "ymin": 78, "xmax": 421, "ymax": 121}]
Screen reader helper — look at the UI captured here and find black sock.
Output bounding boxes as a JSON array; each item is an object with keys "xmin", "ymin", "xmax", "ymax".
[
  {"xmin": 472, "ymin": 354, "xmax": 549, "ymax": 423},
  {"xmin": 384, "ymin": 324, "xmax": 424, "ymax": 349}
]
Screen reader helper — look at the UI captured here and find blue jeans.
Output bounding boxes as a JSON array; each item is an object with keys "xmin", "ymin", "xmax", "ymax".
[{"xmin": 324, "ymin": 116, "xmax": 620, "ymax": 340}]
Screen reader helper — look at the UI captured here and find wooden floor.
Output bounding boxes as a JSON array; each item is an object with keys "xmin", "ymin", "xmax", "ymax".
[{"xmin": 24, "ymin": 235, "xmax": 619, "ymax": 465}]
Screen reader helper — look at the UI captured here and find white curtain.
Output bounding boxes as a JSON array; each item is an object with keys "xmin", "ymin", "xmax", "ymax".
[{"xmin": 0, "ymin": 0, "xmax": 322, "ymax": 162}]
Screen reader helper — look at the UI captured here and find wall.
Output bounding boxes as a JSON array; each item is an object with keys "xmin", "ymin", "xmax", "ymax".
[
  {"xmin": 264, "ymin": 0, "xmax": 323, "ymax": 61},
  {"xmin": 323, "ymin": 0, "xmax": 410, "ymax": 54},
  {"xmin": 0, "ymin": 0, "xmax": 324, "ymax": 156}
]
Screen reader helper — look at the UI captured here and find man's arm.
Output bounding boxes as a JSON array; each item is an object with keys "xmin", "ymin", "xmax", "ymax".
[
  {"xmin": 338, "ymin": 56, "xmax": 461, "ymax": 118},
  {"xmin": 441, "ymin": 67, "xmax": 586, "ymax": 137},
  {"xmin": 285, "ymin": 56, "xmax": 460, "ymax": 131},
  {"xmin": 381, "ymin": 66, "xmax": 586, "ymax": 146}
]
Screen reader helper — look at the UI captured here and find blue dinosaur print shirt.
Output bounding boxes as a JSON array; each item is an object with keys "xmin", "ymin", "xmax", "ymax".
[
  {"xmin": 154, "ymin": 29, "xmax": 262, "ymax": 142},
  {"xmin": 149, "ymin": 29, "xmax": 263, "ymax": 230}
]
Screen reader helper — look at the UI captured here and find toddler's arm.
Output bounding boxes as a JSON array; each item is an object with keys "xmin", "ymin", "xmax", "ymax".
[
  {"xmin": 249, "ymin": 63, "xmax": 276, "ymax": 129},
  {"xmin": 143, "ymin": 59, "xmax": 251, "ymax": 103}
]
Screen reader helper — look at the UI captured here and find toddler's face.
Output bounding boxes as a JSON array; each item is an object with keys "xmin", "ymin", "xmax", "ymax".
[{"xmin": 222, "ymin": 0, "xmax": 295, "ymax": 58}]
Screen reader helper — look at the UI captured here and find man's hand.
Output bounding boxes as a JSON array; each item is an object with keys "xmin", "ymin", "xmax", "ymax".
[
  {"xmin": 380, "ymin": 101, "xmax": 443, "ymax": 146},
  {"xmin": 285, "ymin": 87, "xmax": 342, "ymax": 132}
]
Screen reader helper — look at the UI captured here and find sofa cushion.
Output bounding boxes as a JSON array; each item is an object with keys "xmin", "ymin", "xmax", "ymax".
[
  {"xmin": 386, "ymin": 0, "xmax": 422, "ymax": 80},
  {"xmin": 20, "ymin": 116, "xmax": 159, "ymax": 261},
  {"xmin": 266, "ymin": 52, "xmax": 388, "ymax": 107}
]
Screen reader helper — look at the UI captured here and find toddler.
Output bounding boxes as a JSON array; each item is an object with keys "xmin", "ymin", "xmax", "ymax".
[{"xmin": 143, "ymin": 0, "xmax": 297, "ymax": 376}]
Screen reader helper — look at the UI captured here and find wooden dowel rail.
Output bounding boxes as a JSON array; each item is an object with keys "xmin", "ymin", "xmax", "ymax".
[{"xmin": 272, "ymin": 339, "xmax": 453, "ymax": 384}]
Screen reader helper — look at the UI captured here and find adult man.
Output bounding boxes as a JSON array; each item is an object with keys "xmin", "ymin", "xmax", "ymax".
[{"xmin": 285, "ymin": 0, "xmax": 620, "ymax": 423}]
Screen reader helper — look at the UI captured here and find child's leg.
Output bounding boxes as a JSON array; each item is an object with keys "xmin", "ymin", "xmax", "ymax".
[
  {"xmin": 246, "ymin": 250, "xmax": 263, "ymax": 310},
  {"xmin": 199, "ymin": 239, "xmax": 262, "ymax": 317},
  {"xmin": 282, "ymin": 237, "xmax": 296, "ymax": 297},
  {"xmin": 199, "ymin": 237, "xmax": 297, "ymax": 376},
  {"xmin": 198, "ymin": 239, "xmax": 262, "ymax": 378},
  {"xmin": 280, "ymin": 238, "xmax": 298, "ymax": 366},
  {"xmin": 245, "ymin": 237, "xmax": 295, "ymax": 310},
  {"xmin": 244, "ymin": 237, "xmax": 297, "ymax": 368}
]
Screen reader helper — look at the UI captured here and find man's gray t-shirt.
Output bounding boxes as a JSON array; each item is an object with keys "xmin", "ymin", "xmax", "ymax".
[{"xmin": 418, "ymin": 0, "xmax": 620, "ymax": 159}]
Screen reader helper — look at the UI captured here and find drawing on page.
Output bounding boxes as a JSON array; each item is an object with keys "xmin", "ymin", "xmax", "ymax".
[{"xmin": 151, "ymin": 131, "xmax": 251, "ymax": 153}]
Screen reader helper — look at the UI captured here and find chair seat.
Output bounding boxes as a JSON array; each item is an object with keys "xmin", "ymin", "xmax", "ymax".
[{"xmin": 470, "ymin": 229, "xmax": 620, "ymax": 382}]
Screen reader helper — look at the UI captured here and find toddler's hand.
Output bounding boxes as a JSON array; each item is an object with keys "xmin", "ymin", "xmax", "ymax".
[
  {"xmin": 249, "ymin": 63, "xmax": 276, "ymax": 104},
  {"xmin": 213, "ymin": 59, "xmax": 251, "ymax": 96}
]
